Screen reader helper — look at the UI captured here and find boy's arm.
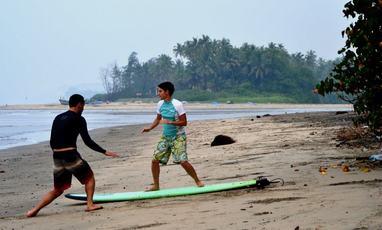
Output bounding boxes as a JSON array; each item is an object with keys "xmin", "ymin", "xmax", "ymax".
[
  {"xmin": 161, "ymin": 113, "xmax": 187, "ymax": 126},
  {"xmin": 142, "ymin": 114, "xmax": 162, "ymax": 133}
]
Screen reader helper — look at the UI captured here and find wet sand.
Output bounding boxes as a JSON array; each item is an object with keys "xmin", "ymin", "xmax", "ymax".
[{"xmin": 0, "ymin": 110, "xmax": 381, "ymax": 229}]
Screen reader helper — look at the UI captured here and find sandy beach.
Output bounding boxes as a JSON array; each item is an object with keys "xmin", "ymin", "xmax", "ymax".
[{"xmin": 1, "ymin": 109, "xmax": 381, "ymax": 229}]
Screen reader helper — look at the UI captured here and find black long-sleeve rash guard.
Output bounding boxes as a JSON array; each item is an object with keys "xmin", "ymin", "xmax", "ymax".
[{"xmin": 50, "ymin": 110, "xmax": 106, "ymax": 154}]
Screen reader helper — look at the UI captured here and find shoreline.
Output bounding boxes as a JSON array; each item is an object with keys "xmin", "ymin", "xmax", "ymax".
[
  {"xmin": 1, "ymin": 111, "xmax": 381, "ymax": 229},
  {"xmin": 0, "ymin": 102, "xmax": 353, "ymax": 111},
  {"xmin": 0, "ymin": 103, "xmax": 353, "ymax": 151}
]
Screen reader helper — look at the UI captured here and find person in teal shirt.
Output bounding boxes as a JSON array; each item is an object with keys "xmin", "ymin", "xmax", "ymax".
[{"xmin": 142, "ymin": 81, "xmax": 204, "ymax": 191}]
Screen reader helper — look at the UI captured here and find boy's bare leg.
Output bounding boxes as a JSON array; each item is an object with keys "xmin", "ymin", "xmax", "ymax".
[
  {"xmin": 26, "ymin": 188, "xmax": 63, "ymax": 217},
  {"xmin": 146, "ymin": 160, "xmax": 160, "ymax": 191},
  {"xmin": 85, "ymin": 176, "xmax": 103, "ymax": 212},
  {"xmin": 180, "ymin": 161, "xmax": 204, "ymax": 187}
]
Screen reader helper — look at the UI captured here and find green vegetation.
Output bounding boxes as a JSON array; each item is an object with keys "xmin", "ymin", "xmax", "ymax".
[
  {"xmin": 97, "ymin": 36, "xmax": 342, "ymax": 104},
  {"xmin": 174, "ymin": 90, "xmax": 300, "ymax": 103},
  {"xmin": 316, "ymin": 0, "xmax": 382, "ymax": 133}
]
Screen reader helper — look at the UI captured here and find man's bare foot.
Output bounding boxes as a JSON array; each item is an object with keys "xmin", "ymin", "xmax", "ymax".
[
  {"xmin": 85, "ymin": 205, "xmax": 103, "ymax": 212},
  {"xmin": 26, "ymin": 209, "xmax": 38, "ymax": 218},
  {"xmin": 145, "ymin": 186, "xmax": 160, "ymax": 192},
  {"xmin": 196, "ymin": 181, "xmax": 205, "ymax": 187}
]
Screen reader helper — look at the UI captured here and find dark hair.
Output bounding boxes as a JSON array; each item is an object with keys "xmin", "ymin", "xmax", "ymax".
[
  {"xmin": 158, "ymin": 81, "xmax": 175, "ymax": 96},
  {"xmin": 69, "ymin": 94, "xmax": 85, "ymax": 107}
]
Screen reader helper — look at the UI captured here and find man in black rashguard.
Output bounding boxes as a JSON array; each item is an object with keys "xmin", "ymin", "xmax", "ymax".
[{"xmin": 27, "ymin": 94, "xmax": 119, "ymax": 217}]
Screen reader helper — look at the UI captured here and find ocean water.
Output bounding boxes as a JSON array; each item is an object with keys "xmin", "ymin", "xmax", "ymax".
[{"xmin": 0, "ymin": 106, "xmax": 351, "ymax": 150}]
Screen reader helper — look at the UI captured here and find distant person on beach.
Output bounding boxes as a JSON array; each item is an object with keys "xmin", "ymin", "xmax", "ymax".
[
  {"xmin": 142, "ymin": 81, "xmax": 204, "ymax": 191},
  {"xmin": 27, "ymin": 94, "xmax": 119, "ymax": 217}
]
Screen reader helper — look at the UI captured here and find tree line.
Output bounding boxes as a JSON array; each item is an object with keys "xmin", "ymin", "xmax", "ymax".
[{"xmin": 96, "ymin": 35, "xmax": 340, "ymax": 103}]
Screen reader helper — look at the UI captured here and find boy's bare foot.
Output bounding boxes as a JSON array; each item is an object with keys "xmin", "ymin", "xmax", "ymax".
[
  {"xmin": 196, "ymin": 181, "xmax": 205, "ymax": 187},
  {"xmin": 145, "ymin": 186, "xmax": 160, "ymax": 192},
  {"xmin": 26, "ymin": 209, "xmax": 38, "ymax": 218},
  {"xmin": 85, "ymin": 205, "xmax": 103, "ymax": 212}
]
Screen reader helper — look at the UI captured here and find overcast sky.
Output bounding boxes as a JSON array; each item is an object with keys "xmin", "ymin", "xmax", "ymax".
[{"xmin": 0, "ymin": 0, "xmax": 349, "ymax": 104}]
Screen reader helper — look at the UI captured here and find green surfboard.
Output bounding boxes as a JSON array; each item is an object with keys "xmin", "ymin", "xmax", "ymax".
[{"xmin": 65, "ymin": 179, "xmax": 257, "ymax": 202}]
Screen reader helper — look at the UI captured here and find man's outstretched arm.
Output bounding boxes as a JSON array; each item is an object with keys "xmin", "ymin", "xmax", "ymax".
[{"xmin": 80, "ymin": 118, "xmax": 119, "ymax": 157}]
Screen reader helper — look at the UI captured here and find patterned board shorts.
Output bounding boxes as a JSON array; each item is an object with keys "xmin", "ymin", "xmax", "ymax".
[
  {"xmin": 153, "ymin": 134, "xmax": 188, "ymax": 165},
  {"xmin": 53, "ymin": 149, "xmax": 93, "ymax": 190}
]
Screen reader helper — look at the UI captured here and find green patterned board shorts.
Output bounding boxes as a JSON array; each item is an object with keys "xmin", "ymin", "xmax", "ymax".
[{"xmin": 153, "ymin": 134, "xmax": 188, "ymax": 165}]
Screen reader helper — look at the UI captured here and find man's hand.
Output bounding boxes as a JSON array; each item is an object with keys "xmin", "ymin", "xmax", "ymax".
[
  {"xmin": 141, "ymin": 127, "xmax": 151, "ymax": 133},
  {"xmin": 104, "ymin": 151, "xmax": 119, "ymax": 158}
]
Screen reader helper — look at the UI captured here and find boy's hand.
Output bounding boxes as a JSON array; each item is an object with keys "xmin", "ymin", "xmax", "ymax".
[{"xmin": 160, "ymin": 119, "xmax": 172, "ymax": 124}]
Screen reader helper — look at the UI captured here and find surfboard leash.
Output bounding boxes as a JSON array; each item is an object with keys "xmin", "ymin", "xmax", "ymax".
[
  {"xmin": 254, "ymin": 176, "xmax": 284, "ymax": 189},
  {"xmin": 269, "ymin": 178, "xmax": 284, "ymax": 186}
]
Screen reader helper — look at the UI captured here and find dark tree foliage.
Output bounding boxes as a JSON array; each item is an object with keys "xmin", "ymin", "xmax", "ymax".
[
  {"xmin": 99, "ymin": 36, "xmax": 339, "ymax": 104},
  {"xmin": 316, "ymin": 0, "xmax": 382, "ymax": 133}
]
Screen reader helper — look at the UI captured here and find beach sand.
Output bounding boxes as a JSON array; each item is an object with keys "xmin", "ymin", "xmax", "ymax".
[{"xmin": 0, "ymin": 110, "xmax": 381, "ymax": 229}]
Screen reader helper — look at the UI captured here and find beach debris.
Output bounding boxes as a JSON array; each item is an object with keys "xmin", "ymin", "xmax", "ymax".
[
  {"xmin": 256, "ymin": 115, "xmax": 261, "ymax": 118},
  {"xmin": 335, "ymin": 125, "xmax": 376, "ymax": 148},
  {"xmin": 319, "ymin": 166, "xmax": 327, "ymax": 175},
  {"xmin": 369, "ymin": 153, "xmax": 382, "ymax": 161},
  {"xmin": 253, "ymin": 211, "xmax": 272, "ymax": 216},
  {"xmin": 0, "ymin": 170, "xmax": 4, "ymax": 173},
  {"xmin": 263, "ymin": 114, "xmax": 271, "ymax": 117},
  {"xmin": 341, "ymin": 164, "xmax": 350, "ymax": 172},
  {"xmin": 211, "ymin": 135, "xmax": 236, "ymax": 146},
  {"xmin": 335, "ymin": 111, "xmax": 348, "ymax": 115},
  {"xmin": 329, "ymin": 163, "xmax": 338, "ymax": 168},
  {"xmin": 323, "ymin": 155, "xmax": 382, "ymax": 175}
]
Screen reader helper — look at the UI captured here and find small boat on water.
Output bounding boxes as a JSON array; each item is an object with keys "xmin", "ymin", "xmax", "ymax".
[
  {"xmin": 59, "ymin": 98, "xmax": 69, "ymax": 105},
  {"xmin": 59, "ymin": 98, "xmax": 106, "ymax": 105}
]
